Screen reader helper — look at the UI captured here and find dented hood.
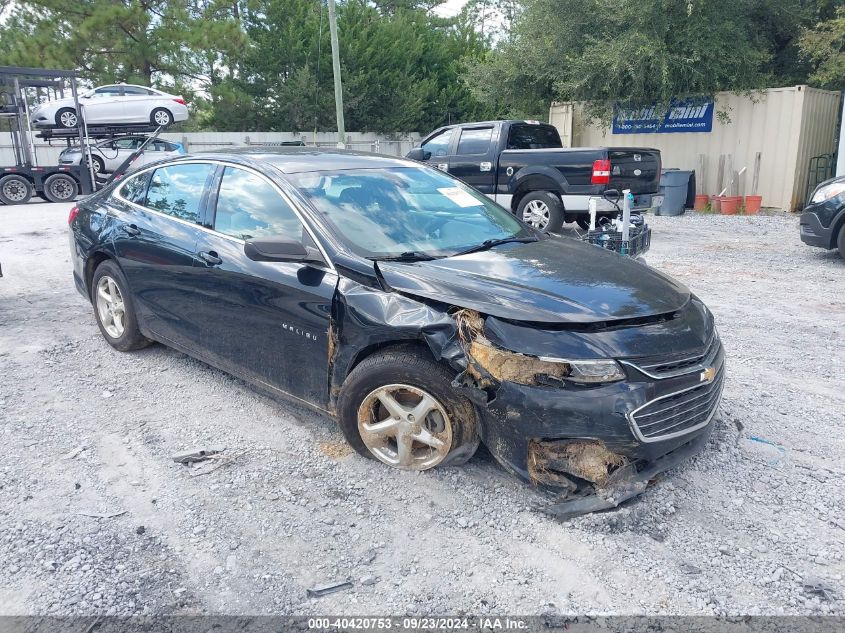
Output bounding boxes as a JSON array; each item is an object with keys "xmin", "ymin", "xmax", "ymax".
[{"xmin": 377, "ymin": 236, "xmax": 690, "ymax": 323}]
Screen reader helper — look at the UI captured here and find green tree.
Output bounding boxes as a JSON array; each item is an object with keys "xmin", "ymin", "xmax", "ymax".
[{"xmin": 801, "ymin": 6, "xmax": 845, "ymax": 88}]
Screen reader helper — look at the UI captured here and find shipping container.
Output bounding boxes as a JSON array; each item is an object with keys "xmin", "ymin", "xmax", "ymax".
[{"xmin": 550, "ymin": 86, "xmax": 841, "ymax": 211}]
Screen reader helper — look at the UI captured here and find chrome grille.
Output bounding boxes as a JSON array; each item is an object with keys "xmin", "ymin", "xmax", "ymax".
[
  {"xmin": 623, "ymin": 330, "xmax": 718, "ymax": 379},
  {"xmin": 629, "ymin": 366, "xmax": 724, "ymax": 442}
]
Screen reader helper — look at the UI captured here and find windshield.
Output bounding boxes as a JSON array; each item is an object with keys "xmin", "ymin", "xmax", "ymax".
[{"xmin": 289, "ymin": 166, "xmax": 532, "ymax": 258}]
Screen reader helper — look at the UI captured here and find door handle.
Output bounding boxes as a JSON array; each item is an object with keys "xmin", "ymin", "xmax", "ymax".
[
  {"xmin": 198, "ymin": 250, "xmax": 222, "ymax": 266},
  {"xmin": 121, "ymin": 223, "xmax": 140, "ymax": 236},
  {"xmin": 480, "ymin": 162, "xmax": 492, "ymax": 172},
  {"xmin": 437, "ymin": 163, "xmax": 448, "ymax": 171}
]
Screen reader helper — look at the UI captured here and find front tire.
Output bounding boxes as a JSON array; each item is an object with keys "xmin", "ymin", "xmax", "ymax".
[
  {"xmin": 838, "ymin": 223, "xmax": 845, "ymax": 259},
  {"xmin": 91, "ymin": 260, "xmax": 152, "ymax": 352},
  {"xmin": 42, "ymin": 173, "xmax": 79, "ymax": 203},
  {"xmin": 337, "ymin": 350, "xmax": 480, "ymax": 471},
  {"xmin": 150, "ymin": 108, "xmax": 173, "ymax": 126},
  {"xmin": 0, "ymin": 174, "xmax": 32, "ymax": 205},
  {"xmin": 55, "ymin": 107, "xmax": 79, "ymax": 128},
  {"xmin": 517, "ymin": 191, "xmax": 564, "ymax": 232}
]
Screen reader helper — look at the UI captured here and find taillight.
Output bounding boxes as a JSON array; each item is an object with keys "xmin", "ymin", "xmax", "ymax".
[
  {"xmin": 173, "ymin": 97, "xmax": 186, "ymax": 105},
  {"xmin": 592, "ymin": 159, "xmax": 611, "ymax": 185},
  {"xmin": 68, "ymin": 206, "xmax": 79, "ymax": 225}
]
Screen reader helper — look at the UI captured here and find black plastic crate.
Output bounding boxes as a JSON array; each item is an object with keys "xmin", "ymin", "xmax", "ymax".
[{"xmin": 582, "ymin": 224, "xmax": 651, "ymax": 257}]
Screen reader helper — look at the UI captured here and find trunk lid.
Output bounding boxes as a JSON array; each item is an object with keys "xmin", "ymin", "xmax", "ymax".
[{"xmin": 608, "ymin": 149, "xmax": 661, "ymax": 194}]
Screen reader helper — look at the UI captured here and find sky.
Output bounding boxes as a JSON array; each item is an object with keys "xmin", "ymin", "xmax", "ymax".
[{"xmin": 432, "ymin": 0, "xmax": 471, "ymax": 18}]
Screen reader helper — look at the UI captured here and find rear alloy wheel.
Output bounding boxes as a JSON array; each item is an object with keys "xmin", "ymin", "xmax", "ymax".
[
  {"xmin": 517, "ymin": 191, "xmax": 565, "ymax": 232},
  {"xmin": 0, "ymin": 174, "xmax": 33, "ymax": 205},
  {"xmin": 91, "ymin": 260, "xmax": 152, "ymax": 352},
  {"xmin": 42, "ymin": 173, "xmax": 78, "ymax": 203},
  {"xmin": 55, "ymin": 107, "xmax": 79, "ymax": 128},
  {"xmin": 150, "ymin": 108, "xmax": 173, "ymax": 126},
  {"xmin": 337, "ymin": 350, "xmax": 479, "ymax": 471}
]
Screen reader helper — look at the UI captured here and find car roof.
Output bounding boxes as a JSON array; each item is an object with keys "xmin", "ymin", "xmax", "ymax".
[{"xmin": 193, "ymin": 147, "xmax": 416, "ymax": 174}]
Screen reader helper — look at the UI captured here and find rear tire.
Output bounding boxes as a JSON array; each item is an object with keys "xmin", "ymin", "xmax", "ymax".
[
  {"xmin": 91, "ymin": 260, "xmax": 152, "ymax": 352},
  {"xmin": 150, "ymin": 108, "xmax": 173, "ymax": 126},
  {"xmin": 337, "ymin": 350, "xmax": 480, "ymax": 470},
  {"xmin": 838, "ymin": 223, "xmax": 845, "ymax": 259},
  {"xmin": 42, "ymin": 173, "xmax": 79, "ymax": 203},
  {"xmin": 0, "ymin": 174, "xmax": 32, "ymax": 205},
  {"xmin": 517, "ymin": 191, "xmax": 564, "ymax": 232},
  {"xmin": 55, "ymin": 107, "xmax": 79, "ymax": 128}
]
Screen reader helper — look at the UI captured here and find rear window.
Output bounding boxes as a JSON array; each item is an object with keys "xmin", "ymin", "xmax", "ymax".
[
  {"xmin": 506, "ymin": 124, "xmax": 562, "ymax": 150},
  {"xmin": 145, "ymin": 163, "xmax": 214, "ymax": 223},
  {"xmin": 456, "ymin": 127, "xmax": 493, "ymax": 155}
]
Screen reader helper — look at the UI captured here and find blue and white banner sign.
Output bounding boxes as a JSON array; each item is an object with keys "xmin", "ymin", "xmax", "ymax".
[{"xmin": 613, "ymin": 100, "xmax": 714, "ymax": 134}]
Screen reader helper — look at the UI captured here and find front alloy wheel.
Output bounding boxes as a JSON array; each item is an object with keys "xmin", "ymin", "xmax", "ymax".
[
  {"xmin": 96, "ymin": 276, "xmax": 126, "ymax": 339},
  {"xmin": 357, "ymin": 384, "xmax": 453, "ymax": 470}
]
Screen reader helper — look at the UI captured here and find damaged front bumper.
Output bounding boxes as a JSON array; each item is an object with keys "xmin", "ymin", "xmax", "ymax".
[{"xmin": 459, "ymin": 310, "xmax": 725, "ymax": 520}]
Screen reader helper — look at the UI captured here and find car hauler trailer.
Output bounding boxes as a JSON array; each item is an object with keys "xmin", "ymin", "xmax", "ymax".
[{"xmin": 0, "ymin": 66, "xmax": 171, "ymax": 205}]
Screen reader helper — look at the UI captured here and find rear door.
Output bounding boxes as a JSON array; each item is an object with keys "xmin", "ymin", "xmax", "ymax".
[
  {"xmin": 608, "ymin": 149, "xmax": 661, "ymax": 194},
  {"xmin": 121, "ymin": 86, "xmax": 157, "ymax": 123},
  {"xmin": 191, "ymin": 164, "xmax": 338, "ymax": 407},
  {"xmin": 447, "ymin": 125, "xmax": 495, "ymax": 194},
  {"xmin": 110, "ymin": 162, "xmax": 216, "ymax": 349}
]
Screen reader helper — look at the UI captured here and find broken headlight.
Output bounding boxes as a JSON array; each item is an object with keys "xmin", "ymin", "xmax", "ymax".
[{"xmin": 539, "ymin": 357, "xmax": 626, "ymax": 384}]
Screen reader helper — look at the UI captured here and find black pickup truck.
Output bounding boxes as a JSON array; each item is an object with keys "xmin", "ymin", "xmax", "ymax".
[{"xmin": 407, "ymin": 120, "xmax": 663, "ymax": 232}]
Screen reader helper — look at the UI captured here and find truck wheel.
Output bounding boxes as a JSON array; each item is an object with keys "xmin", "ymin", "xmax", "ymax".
[
  {"xmin": 42, "ymin": 174, "xmax": 79, "ymax": 203},
  {"xmin": 517, "ymin": 191, "xmax": 564, "ymax": 232},
  {"xmin": 0, "ymin": 174, "xmax": 33, "ymax": 205},
  {"xmin": 337, "ymin": 350, "xmax": 480, "ymax": 471}
]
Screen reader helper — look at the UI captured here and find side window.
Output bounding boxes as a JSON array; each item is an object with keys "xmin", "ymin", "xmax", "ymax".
[
  {"xmin": 456, "ymin": 127, "xmax": 493, "ymax": 155},
  {"xmin": 420, "ymin": 129, "xmax": 453, "ymax": 158},
  {"xmin": 145, "ymin": 163, "xmax": 213, "ymax": 223},
  {"xmin": 119, "ymin": 172, "xmax": 150, "ymax": 204},
  {"xmin": 93, "ymin": 86, "xmax": 123, "ymax": 98},
  {"xmin": 213, "ymin": 167, "xmax": 303, "ymax": 241},
  {"xmin": 123, "ymin": 86, "xmax": 154, "ymax": 96},
  {"xmin": 115, "ymin": 138, "xmax": 139, "ymax": 150}
]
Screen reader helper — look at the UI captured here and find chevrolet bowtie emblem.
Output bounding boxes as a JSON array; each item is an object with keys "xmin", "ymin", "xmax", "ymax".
[{"xmin": 700, "ymin": 366, "xmax": 717, "ymax": 383}]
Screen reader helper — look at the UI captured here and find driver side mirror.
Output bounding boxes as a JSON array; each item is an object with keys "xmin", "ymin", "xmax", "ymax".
[
  {"xmin": 244, "ymin": 237, "xmax": 324, "ymax": 265},
  {"xmin": 406, "ymin": 147, "xmax": 430, "ymax": 162}
]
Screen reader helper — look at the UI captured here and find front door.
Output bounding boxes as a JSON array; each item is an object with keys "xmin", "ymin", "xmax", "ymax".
[
  {"xmin": 82, "ymin": 85, "xmax": 127, "ymax": 124},
  {"xmin": 418, "ymin": 128, "xmax": 455, "ymax": 173},
  {"xmin": 191, "ymin": 164, "xmax": 338, "ymax": 407},
  {"xmin": 110, "ymin": 162, "xmax": 216, "ymax": 350},
  {"xmin": 447, "ymin": 126, "xmax": 495, "ymax": 195}
]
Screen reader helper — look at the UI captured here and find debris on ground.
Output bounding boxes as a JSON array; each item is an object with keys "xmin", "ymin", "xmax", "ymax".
[
  {"xmin": 170, "ymin": 447, "xmax": 226, "ymax": 464},
  {"xmin": 306, "ymin": 580, "xmax": 354, "ymax": 598}
]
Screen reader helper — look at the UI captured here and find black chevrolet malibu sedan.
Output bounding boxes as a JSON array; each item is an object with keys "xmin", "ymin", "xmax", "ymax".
[{"xmin": 69, "ymin": 149, "xmax": 724, "ymax": 518}]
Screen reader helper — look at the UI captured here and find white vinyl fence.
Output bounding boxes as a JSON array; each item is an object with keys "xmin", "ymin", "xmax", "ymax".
[{"xmin": 0, "ymin": 130, "xmax": 422, "ymax": 166}]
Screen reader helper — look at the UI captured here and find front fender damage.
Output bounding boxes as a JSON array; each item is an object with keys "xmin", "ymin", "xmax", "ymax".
[{"xmin": 328, "ymin": 283, "xmax": 645, "ymax": 519}]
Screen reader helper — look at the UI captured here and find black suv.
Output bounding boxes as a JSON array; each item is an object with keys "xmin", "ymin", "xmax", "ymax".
[{"xmin": 801, "ymin": 175, "xmax": 845, "ymax": 258}]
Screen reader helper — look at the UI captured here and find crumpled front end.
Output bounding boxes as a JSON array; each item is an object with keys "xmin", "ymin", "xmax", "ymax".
[{"xmin": 448, "ymin": 299, "xmax": 724, "ymax": 519}]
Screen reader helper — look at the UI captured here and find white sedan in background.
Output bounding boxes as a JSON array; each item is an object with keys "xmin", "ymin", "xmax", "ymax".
[
  {"xmin": 30, "ymin": 84, "xmax": 189, "ymax": 129},
  {"xmin": 58, "ymin": 136, "xmax": 186, "ymax": 174}
]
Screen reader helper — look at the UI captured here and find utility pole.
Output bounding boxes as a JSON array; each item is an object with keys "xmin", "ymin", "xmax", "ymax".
[{"xmin": 327, "ymin": 0, "xmax": 346, "ymax": 149}]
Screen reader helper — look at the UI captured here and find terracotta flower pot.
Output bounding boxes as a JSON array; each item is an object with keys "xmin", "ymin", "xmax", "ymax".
[
  {"xmin": 745, "ymin": 195, "xmax": 762, "ymax": 215},
  {"xmin": 720, "ymin": 196, "xmax": 741, "ymax": 215},
  {"xmin": 711, "ymin": 196, "xmax": 722, "ymax": 213},
  {"xmin": 694, "ymin": 194, "xmax": 709, "ymax": 211}
]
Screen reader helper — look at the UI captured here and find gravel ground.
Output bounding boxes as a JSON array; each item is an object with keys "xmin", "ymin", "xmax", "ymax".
[{"xmin": 0, "ymin": 202, "xmax": 843, "ymax": 617}]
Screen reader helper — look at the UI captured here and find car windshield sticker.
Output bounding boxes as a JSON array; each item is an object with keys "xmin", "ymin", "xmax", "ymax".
[{"xmin": 438, "ymin": 187, "xmax": 480, "ymax": 208}]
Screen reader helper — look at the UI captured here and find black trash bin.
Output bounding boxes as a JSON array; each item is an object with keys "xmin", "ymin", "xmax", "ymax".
[{"xmin": 657, "ymin": 169, "xmax": 695, "ymax": 216}]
